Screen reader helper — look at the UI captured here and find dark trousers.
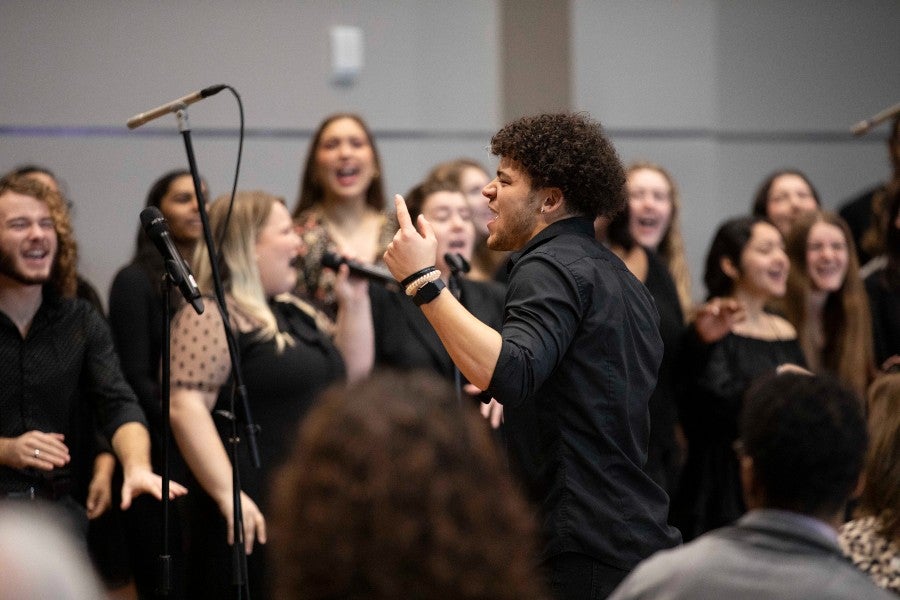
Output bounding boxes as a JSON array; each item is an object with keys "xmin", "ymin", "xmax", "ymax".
[{"xmin": 544, "ymin": 552, "xmax": 630, "ymax": 600}]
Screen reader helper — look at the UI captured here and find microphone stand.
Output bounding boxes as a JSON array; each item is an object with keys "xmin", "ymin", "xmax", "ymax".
[
  {"xmin": 157, "ymin": 271, "xmax": 174, "ymax": 596},
  {"xmin": 444, "ymin": 253, "xmax": 470, "ymax": 405},
  {"xmin": 175, "ymin": 106, "xmax": 259, "ymax": 599}
]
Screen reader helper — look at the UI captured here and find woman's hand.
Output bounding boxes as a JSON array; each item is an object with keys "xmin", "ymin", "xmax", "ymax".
[
  {"xmin": 465, "ymin": 383, "xmax": 504, "ymax": 429},
  {"xmin": 692, "ymin": 297, "xmax": 745, "ymax": 344},
  {"xmin": 86, "ymin": 452, "xmax": 116, "ymax": 519},
  {"xmin": 218, "ymin": 490, "xmax": 267, "ymax": 555}
]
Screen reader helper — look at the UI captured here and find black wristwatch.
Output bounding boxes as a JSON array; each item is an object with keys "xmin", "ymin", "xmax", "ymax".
[{"xmin": 413, "ymin": 278, "xmax": 446, "ymax": 306}]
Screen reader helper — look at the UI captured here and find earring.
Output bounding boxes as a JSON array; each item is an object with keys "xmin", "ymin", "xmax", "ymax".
[{"xmin": 540, "ymin": 207, "xmax": 546, "ymax": 214}]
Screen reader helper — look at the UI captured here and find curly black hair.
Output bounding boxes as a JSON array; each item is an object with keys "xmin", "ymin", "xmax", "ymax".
[
  {"xmin": 739, "ymin": 372, "xmax": 867, "ymax": 518},
  {"xmin": 490, "ymin": 112, "xmax": 626, "ymax": 219},
  {"xmin": 270, "ymin": 370, "xmax": 549, "ymax": 599}
]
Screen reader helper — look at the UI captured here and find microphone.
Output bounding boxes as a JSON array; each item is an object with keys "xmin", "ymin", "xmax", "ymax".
[
  {"xmin": 851, "ymin": 100, "xmax": 900, "ymax": 136},
  {"xmin": 140, "ymin": 207, "xmax": 204, "ymax": 314},
  {"xmin": 127, "ymin": 84, "xmax": 227, "ymax": 129},
  {"xmin": 444, "ymin": 253, "xmax": 470, "ymax": 275},
  {"xmin": 321, "ymin": 251, "xmax": 397, "ymax": 287}
]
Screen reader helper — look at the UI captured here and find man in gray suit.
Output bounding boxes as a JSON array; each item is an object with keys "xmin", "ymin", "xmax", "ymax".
[{"xmin": 609, "ymin": 372, "xmax": 893, "ymax": 600}]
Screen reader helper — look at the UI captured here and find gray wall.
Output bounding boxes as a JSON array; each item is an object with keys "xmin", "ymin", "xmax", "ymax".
[
  {"xmin": 573, "ymin": 0, "xmax": 899, "ymax": 298},
  {"xmin": 2, "ymin": 0, "xmax": 898, "ymax": 305}
]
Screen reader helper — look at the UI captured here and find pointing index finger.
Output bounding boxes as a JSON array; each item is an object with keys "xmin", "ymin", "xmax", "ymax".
[{"xmin": 394, "ymin": 194, "xmax": 414, "ymax": 231}]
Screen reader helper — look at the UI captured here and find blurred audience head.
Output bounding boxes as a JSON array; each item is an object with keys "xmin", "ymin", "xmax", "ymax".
[
  {"xmin": 738, "ymin": 372, "xmax": 867, "ymax": 521},
  {"xmin": 0, "ymin": 504, "xmax": 105, "ymax": 599},
  {"xmin": 856, "ymin": 373, "xmax": 900, "ymax": 544},
  {"xmin": 270, "ymin": 370, "xmax": 548, "ymax": 599}
]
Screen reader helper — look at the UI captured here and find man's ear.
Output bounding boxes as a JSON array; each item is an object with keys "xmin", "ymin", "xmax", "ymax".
[
  {"xmin": 539, "ymin": 187, "xmax": 564, "ymax": 215},
  {"xmin": 721, "ymin": 256, "xmax": 740, "ymax": 280}
]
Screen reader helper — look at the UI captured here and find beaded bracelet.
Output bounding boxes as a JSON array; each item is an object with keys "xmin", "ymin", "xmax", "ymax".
[
  {"xmin": 405, "ymin": 269, "xmax": 442, "ymax": 296},
  {"xmin": 400, "ymin": 266, "xmax": 438, "ymax": 288}
]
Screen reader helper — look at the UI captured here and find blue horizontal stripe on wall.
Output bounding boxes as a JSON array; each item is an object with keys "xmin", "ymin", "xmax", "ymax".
[{"xmin": 0, "ymin": 125, "xmax": 887, "ymax": 144}]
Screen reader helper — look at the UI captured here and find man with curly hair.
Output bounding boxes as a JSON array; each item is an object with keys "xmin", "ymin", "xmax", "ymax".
[
  {"xmin": 0, "ymin": 174, "xmax": 185, "ymax": 538},
  {"xmin": 385, "ymin": 113, "xmax": 680, "ymax": 598}
]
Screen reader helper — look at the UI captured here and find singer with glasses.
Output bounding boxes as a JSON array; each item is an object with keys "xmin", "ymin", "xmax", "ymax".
[
  {"xmin": 292, "ymin": 113, "xmax": 396, "ymax": 322},
  {"xmin": 169, "ymin": 190, "xmax": 371, "ymax": 599},
  {"xmin": 367, "ymin": 179, "xmax": 507, "ymax": 425},
  {"xmin": 107, "ymin": 169, "xmax": 208, "ymax": 598}
]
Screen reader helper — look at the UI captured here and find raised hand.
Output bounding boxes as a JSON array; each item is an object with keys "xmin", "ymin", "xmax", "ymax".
[{"xmin": 383, "ymin": 194, "xmax": 439, "ymax": 282}]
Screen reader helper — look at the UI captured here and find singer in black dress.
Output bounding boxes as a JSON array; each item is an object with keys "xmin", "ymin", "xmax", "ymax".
[
  {"xmin": 670, "ymin": 216, "xmax": 806, "ymax": 541},
  {"xmin": 369, "ymin": 180, "xmax": 506, "ymax": 383},
  {"xmin": 169, "ymin": 191, "xmax": 371, "ymax": 599},
  {"xmin": 107, "ymin": 169, "xmax": 206, "ymax": 598}
]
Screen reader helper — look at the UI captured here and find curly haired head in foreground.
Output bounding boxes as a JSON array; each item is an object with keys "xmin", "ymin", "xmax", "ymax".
[{"xmin": 270, "ymin": 370, "xmax": 549, "ymax": 599}]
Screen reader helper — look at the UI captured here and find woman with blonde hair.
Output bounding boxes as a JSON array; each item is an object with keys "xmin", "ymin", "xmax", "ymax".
[
  {"xmin": 780, "ymin": 211, "xmax": 875, "ymax": 398},
  {"xmin": 625, "ymin": 161, "xmax": 693, "ymax": 316},
  {"xmin": 170, "ymin": 190, "xmax": 371, "ymax": 598}
]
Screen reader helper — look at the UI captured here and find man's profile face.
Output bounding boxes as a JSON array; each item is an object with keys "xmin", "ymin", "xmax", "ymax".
[
  {"xmin": 0, "ymin": 191, "xmax": 58, "ymax": 288},
  {"xmin": 482, "ymin": 157, "xmax": 543, "ymax": 251}
]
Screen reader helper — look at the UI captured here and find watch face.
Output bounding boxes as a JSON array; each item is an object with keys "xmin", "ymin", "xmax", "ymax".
[{"xmin": 413, "ymin": 279, "xmax": 446, "ymax": 306}]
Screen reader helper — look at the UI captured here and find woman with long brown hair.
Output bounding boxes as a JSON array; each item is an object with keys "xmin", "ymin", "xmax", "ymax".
[
  {"xmin": 779, "ymin": 211, "xmax": 875, "ymax": 398},
  {"xmin": 292, "ymin": 113, "xmax": 394, "ymax": 321}
]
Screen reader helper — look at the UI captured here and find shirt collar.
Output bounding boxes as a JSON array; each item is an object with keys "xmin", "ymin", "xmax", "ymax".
[
  {"xmin": 507, "ymin": 216, "xmax": 595, "ymax": 274},
  {"xmin": 744, "ymin": 508, "xmax": 840, "ymax": 546}
]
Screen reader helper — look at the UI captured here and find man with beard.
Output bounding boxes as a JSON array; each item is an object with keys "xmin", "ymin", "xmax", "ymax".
[
  {"xmin": 384, "ymin": 113, "xmax": 680, "ymax": 599},
  {"xmin": 0, "ymin": 174, "xmax": 185, "ymax": 537}
]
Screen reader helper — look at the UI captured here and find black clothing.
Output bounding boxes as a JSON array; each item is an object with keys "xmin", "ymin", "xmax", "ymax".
[
  {"xmin": 865, "ymin": 268, "xmax": 900, "ymax": 365},
  {"xmin": 545, "ymin": 552, "xmax": 630, "ymax": 600},
  {"xmin": 486, "ymin": 217, "xmax": 680, "ymax": 572},
  {"xmin": 172, "ymin": 297, "xmax": 345, "ymax": 600},
  {"xmin": 0, "ymin": 289, "xmax": 146, "ymax": 496},
  {"xmin": 671, "ymin": 331, "xmax": 805, "ymax": 541},
  {"xmin": 76, "ymin": 275, "xmax": 105, "ymax": 316},
  {"xmin": 839, "ymin": 186, "xmax": 882, "ymax": 265},
  {"xmin": 109, "ymin": 262, "xmax": 188, "ymax": 476},
  {"xmin": 642, "ymin": 248, "xmax": 685, "ymax": 496},
  {"xmin": 109, "ymin": 261, "xmax": 190, "ymax": 598},
  {"xmin": 370, "ymin": 276, "xmax": 506, "ymax": 379}
]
